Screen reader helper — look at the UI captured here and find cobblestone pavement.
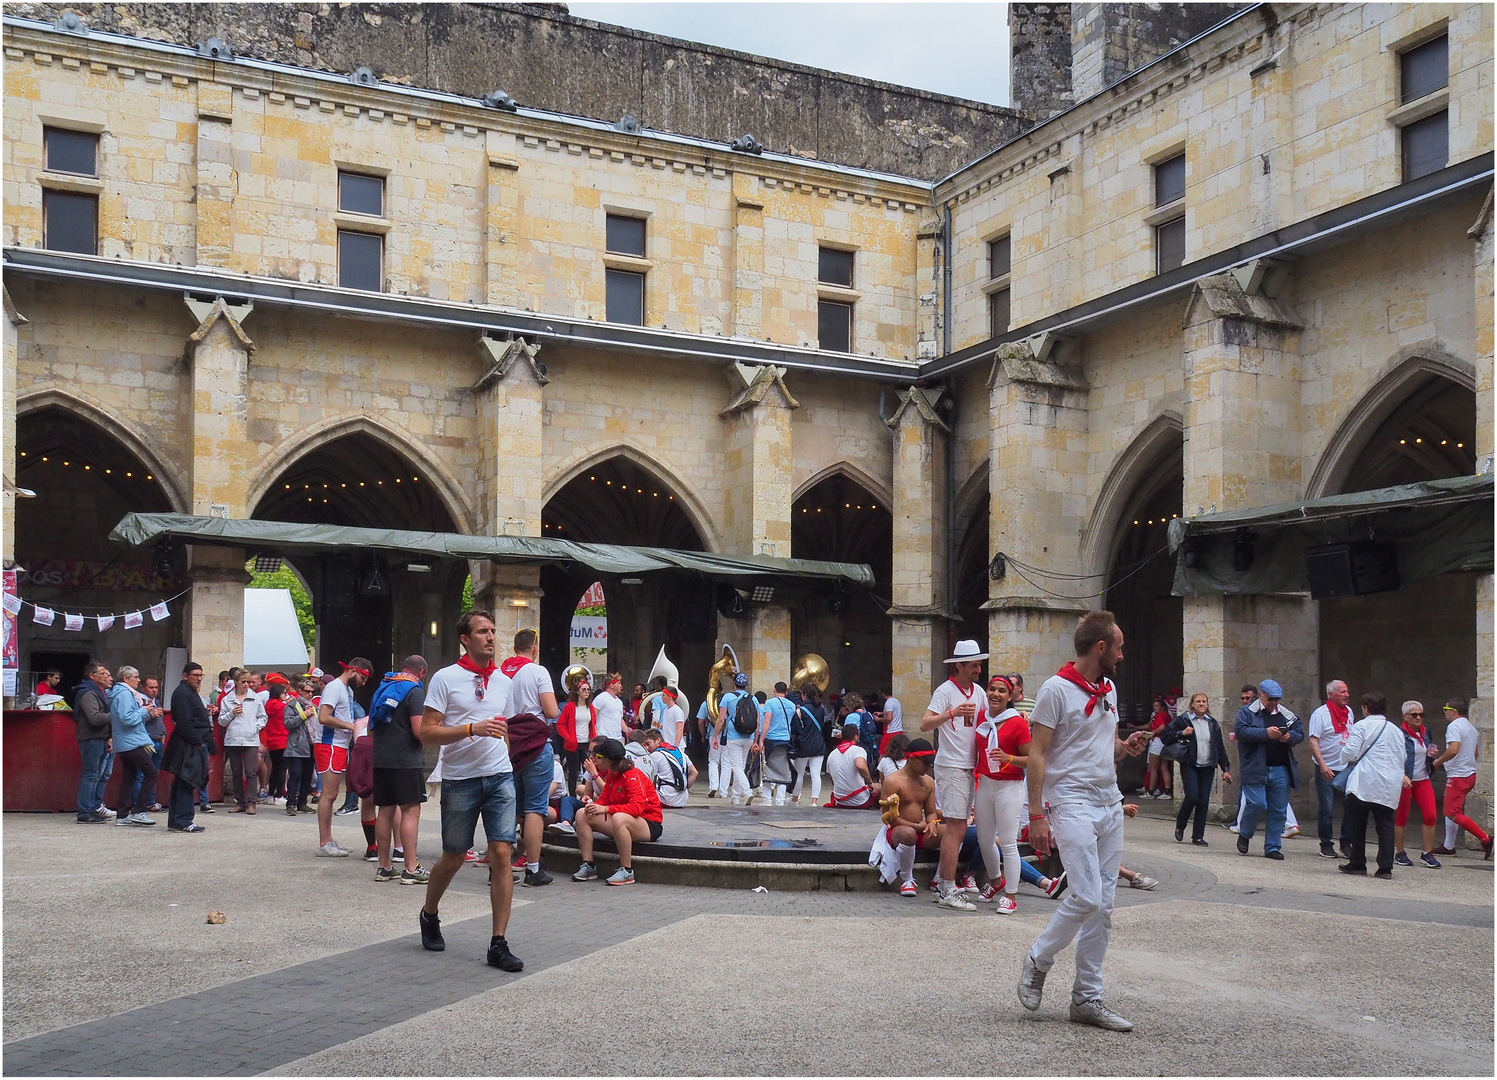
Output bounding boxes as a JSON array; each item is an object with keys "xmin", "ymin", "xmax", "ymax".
[{"xmin": 4, "ymin": 809, "xmax": 1491, "ymax": 1075}]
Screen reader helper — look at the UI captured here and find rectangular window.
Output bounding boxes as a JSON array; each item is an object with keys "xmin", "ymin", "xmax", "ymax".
[
  {"xmin": 337, "ymin": 230, "xmax": 383, "ymax": 291},
  {"xmin": 43, "ymin": 189, "xmax": 97, "ymax": 254},
  {"xmin": 818, "ymin": 299, "xmax": 852, "ymax": 352},
  {"xmin": 1401, "ymin": 34, "xmax": 1448, "ymax": 104},
  {"xmin": 605, "ymin": 268, "xmax": 645, "ymax": 325},
  {"xmin": 44, "ymin": 127, "xmax": 98, "ymax": 176},
  {"xmin": 1155, "ymin": 216, "xmax": 1186, "ymax": 274},
  {"xmin": 988, "ymin": 234, "xmax": 1011, "ymax": 279},
  {"xmin": 1402, "ymin": 110, "xmax": 1449, "ymax": 181},
  {"xmin": 605, "ymin": 214, "xmax": 646, "ymax": 257},
  {"xmin": 989, "ymin": 288, "xmax": 1011, "ymax": 338},
  {"xmin": 818, "ymin": 247, "xmax": 854, "ymax": 288},
  {"xmin": 338, "ymin": 171, "xmax": 384, "ymax": 217},
  {"xmin": 1154, "ymin": 153, "xmax": 1186, "ymax": 207}
]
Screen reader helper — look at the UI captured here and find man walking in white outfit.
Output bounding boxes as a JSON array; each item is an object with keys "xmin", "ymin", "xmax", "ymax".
[{"xmin": 1018, "ymin": 611, "xmax": 1150, "ymax": 1031}]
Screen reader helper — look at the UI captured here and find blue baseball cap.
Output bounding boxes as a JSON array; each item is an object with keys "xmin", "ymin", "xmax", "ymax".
[
  {"xmin": 734, "ymin": 673, "xmax": 749, "ymax": 688},
  {"xmin": 1258, "ymin": 679, "xmax": 1283, "ymax": 699}
]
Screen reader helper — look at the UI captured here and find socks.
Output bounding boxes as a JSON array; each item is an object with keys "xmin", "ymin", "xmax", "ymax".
[
  {"xmin": 1445, "ymin": 818, "xmax": 1460, "ymax": 849},
  {"xmin": 526, "ymin": 861, "xmax": 540, "ymax": 873},
  {"xmin": 362, "ymin": 820, "xmax": 376, "ymax": 846},
  {"xmin": 896, "ymin": 843, "xmax": 916, "ymax": 881}
]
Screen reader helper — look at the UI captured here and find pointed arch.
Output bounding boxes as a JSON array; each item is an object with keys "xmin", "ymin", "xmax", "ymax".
[
  {"xmin": 1080, "ymin": 411, "xmax": 1184, "ymax": 579},
  {"xmin": 1306, "ymin": 345, "xmax": 1477, "ymax": 499},
  {"xmin": 792, "ymin": 460, "xmax": 893, "ymax": 508},
  {"xmin": 543, "ymin": 442, "xmax": 721, "ymax": 553},
  {"xmin": 16, "ymin": 388, "xmax": 188, "ymax": 512},
  {"xmin": 953, "ymin": 458, "xmax": 990, "ymax": 546},
  {"xmin": 245, "ymin": 414, "xmax": 476, "ymax": 534}
]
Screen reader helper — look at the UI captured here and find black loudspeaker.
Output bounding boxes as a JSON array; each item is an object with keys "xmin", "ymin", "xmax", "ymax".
[
  {"xmin": 315, "ymin": 556, "xmax": 358, "ymax": 622},
  {"xmin": 1305, "ymin": 542, "xmax": 1400, "ymax": 599},
  {"xmin": 675, "ymin": 583, "xmax": 716, "ymax": 642}
]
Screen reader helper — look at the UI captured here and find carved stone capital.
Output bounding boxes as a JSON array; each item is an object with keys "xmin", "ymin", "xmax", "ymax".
[
  {"xmin": 471, "ymin": 336, "xmax": 547, "ymax": 391},
  {"xmin": 720, "ymin": 361, "xmax": 798, "ymax": 416},
  {"xmin": 1182, "ymin": 272, "xmax": 1303, "ymax": 332},
  {"xmin": 184, "ymin": 296, "xmax": 254, "ymax": 350},
  {"xmin": 886, "ymin": 386, "xmax": 949, "ymax": 433}
]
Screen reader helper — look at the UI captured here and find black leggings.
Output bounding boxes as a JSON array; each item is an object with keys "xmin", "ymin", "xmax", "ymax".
[
  {"xmin": 266, "ymin": 748, "xmax": 287, "ymax": 798},
  {"xmin": 114, "ymin": 746, "xmax": 159, "ymax": 816},
  {"xmin": 562, "ymin": 747, "xmax": 586, "ymax": 799},
  {"xmin": 1176, "ymin": 764, "xmax": 1216, "ymax": 840},
  {"xmin": 285, "ymin": 756, "xmax": 314, "ymax": 809}
]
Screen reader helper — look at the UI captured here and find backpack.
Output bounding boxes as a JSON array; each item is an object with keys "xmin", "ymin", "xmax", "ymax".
[
  {"xmin": 653, "ymin": 747, "xmax": 689, "ymax": 792},
  {"xmin": 733, "ymin": 693, "xmax": 760, "ymax": 736},
  {"xmin": 855, "ymin": 710, "xmax": 881, "ymax": 758},
  {"xmin": 368, "ymin": 674, "xmax": 419, "ymax": 726}
]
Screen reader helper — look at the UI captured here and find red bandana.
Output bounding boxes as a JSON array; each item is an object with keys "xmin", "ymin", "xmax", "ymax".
[
  {"xmin": 457, "ymin": 654, "xmax": 497, "ymax": 680},
  {"xmin": 1056, "ymin": 661, "xmax": 1113, "ymax": 716},
  {"xmin": 1401, "ymin": 721, "xmax": 1428, "ymax": 744},
  {"xmin": 339, "ymin": 661, "xmax": 371, "ymax": 679},
  {"xmin": 836, "ymin": 740, "xmax": 857, "ymax": 754},
  {"xmin": 499, "ymin": 656, "xmax": 532, "ymax": 679},
  {"xmin": 1326, "ymin": 701, "xmax": 1350, "ymax": 736},
  {"xmin": 906, "ymin": 748, "xmax": 935, "ymax": 758}
]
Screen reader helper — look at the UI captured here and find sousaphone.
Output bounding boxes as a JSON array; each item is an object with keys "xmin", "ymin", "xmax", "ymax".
[
  {"xmin": 790, "ymin": 652, "xmax": 830, "ymax": 694},
  {"xmin": 705, "ymin": 643, "xmax": 739, "ymax": 722}
]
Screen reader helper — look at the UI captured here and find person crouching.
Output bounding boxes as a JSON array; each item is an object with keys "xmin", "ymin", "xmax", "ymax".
[{"xmin": 570, "ymin": 737, "xmax": 663, "ymax": 886}]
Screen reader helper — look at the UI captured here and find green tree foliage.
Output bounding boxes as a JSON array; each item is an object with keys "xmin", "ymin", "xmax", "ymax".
[{"xmin": 245, "ymin": 562, "xmax": 316, "ymax": 654}]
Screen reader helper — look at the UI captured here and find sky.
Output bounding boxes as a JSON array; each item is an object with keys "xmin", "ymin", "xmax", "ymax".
[{"xmin": 566, "ymin": 2, "xmax": 1012, "ymax": 106}]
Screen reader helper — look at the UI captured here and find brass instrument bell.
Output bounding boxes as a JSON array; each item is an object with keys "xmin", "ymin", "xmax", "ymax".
[
  {"xmin": 562, "ymin": 664, "xmax": 592, "ymax": 696},
  {"xmin": 790, "ymin": 652, "xmax": 830, "ymax": 693}
]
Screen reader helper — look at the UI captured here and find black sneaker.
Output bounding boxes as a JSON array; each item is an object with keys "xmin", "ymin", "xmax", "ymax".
[
  {"xmin": 522, "ymin": 867, "xmax": 554, "ymax": 887},
  {"xmin": 1338, "ymin": 863, "xmax": 1367, "ymax": 875},
  {"xmin": 419, "ymin": 908, "xmax": 445, "ymax": 952},
  {"xmin": 1192, "ymin": 838, "xmax": 1209, "ymax": 847},
  {"xmin": 199, "ymin": 804, "xmax": 215, "ymax": 813},
  {"xmin": 1174, "ymin": 828, "xmax": 1184, "ymax": 843},
  {"xmin": 487, "ymin": 935, "xmax": 524, "ymax": 972},
  {"xmin": 77, "ymin": 812, "xmax": 108, "ymax": 824},
  {"xmin": 1373, "ymin": 868, "xmax": 1393, "ymax": 879},
  {"xmin": 1236, "ymin": 836, "xmax": 1250, "ymax": 855},
  {"xmin": 1318, "ymin": 842, "xmax": 1337, "ymax": 859},
  {"xmin": 1264, "ymin": 850, "xmax": 1284, "ymax": 861}
]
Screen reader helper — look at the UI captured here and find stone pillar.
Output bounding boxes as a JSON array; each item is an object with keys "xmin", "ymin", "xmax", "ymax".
[
  {"xmin": 194, "ymin": 81, "xmax": 235, "ymax": 268},
  {"xmin": 186, "ymin": 297, "xmax": 255, "ymax": 518},
  {"xmin": 887, "ymin": 388, "xmax": 950, "ymax": 714},
  {"xmin": 730, "ymin": 176, "xmax": 764, "ymax": 340},
  {"xmin": 185, "ymin": 545, "xmax": 251, "ymax": 681},
  {"xmin": 3, "ymin": 288, "xmax": 26, "ymax": 566},
  {"xmin": 1468, "ymin": 190, "xmax": 1494, "ymax": 836},
  {"xmin": 985, "ymin": 341, "xmax": 1092, "ymax": 686},
  {"xmin": 719, "ymin": 363, "xmax": 797, "ymax": 685},
  {"xmin": 469, "ymin": 336, "xmax": 548, "ymax": 649},
  {"xmin": 1179, "ymin": 271, "xmax": 1313, "ymax": 814},
  {"xmin": 484, "ymin": 131, "xmax": 521, "ymax": 306}
]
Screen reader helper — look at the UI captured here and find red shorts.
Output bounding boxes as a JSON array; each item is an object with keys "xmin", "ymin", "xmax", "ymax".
[
  {"xmin": 313, "ymin": 744, "xmax": 348, "ymax": 775},
  {"xmin": 1395, "ymin": 777, "xmax": 1436, "ymax": 827},
  {"xmin": 1443, "ymin": 774, "xmax": 1477, "ymax": 817}
]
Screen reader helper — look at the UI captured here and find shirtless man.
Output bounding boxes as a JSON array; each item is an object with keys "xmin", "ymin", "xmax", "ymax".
[{"xmin": 876, "ymin": 738, "xmax": 941, "ymax": 896}]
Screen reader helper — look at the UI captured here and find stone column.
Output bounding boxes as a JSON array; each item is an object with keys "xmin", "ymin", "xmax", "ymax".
[
  {"xmin": 484, "ymin": 131, "xmax": 521, "ymax": 306},
  {"xmin": 186, "ymin": 297, "xmax": 255, "ymax": 518},
  {"xmin": 3, "ymin": 288, "xmax": 26, "ymax": 567},
  {"xmin": 730, "ymin": 176, "xmax": 764, "ymax": 340},
  {"xmin": 185, "ymin": 545, "xmax": 251, "ymax": 688},
  {"xmin": 985, "ymin": 340, "xmax": 1092, "ymax": 686},
  {"xmin": 719, "ymin": 363, "xmax": 797, "ymax": 685},
  {"xmin": 1179, "ymin": 271, "xmax": 1312, "ymax": 814},
  {"xmin": 887, "ymin": 388, "xmax": 950, "ymax": 713},
  {"xmin": 469, "ymin": 336, "xmax": 547, "ymax": 645},
  {"xmin": 194, "ymin": 81, "xmax": 235, "ymax": 268},
  {"xmin": 1468, "ymin": 190, "xmax": 1494, "ymax": 836}
]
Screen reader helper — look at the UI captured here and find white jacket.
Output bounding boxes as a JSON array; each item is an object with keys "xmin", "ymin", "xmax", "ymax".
[
  {"xmin": 1342, "ymin": 716, "xmax": 1405, "ymax": 810},
  {"xmin": 221, "ymin": 691, "xmax": 269, "ymax": 747}
]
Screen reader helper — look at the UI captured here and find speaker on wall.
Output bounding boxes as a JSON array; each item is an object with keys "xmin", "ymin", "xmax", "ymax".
[{"xmin": 1305, "ymin": 541, "xmax": 1400, "ymax": 599}]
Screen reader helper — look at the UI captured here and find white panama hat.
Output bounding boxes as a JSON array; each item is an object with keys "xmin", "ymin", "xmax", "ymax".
[{"xmin": 944, "ymin": 639, "xmax": 989, "ymax": 664}]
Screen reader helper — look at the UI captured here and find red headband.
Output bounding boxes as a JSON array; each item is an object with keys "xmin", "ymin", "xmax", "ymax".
[
  {"xmin": 339, "ymin": 662, "xmax": 371, "ymax": 678},
  {"xmin": 906, "ymin": 748, "xmax": 936, "ymax": 758},
  {"xmin": 989, "ymin": 675, "xmax": 1015, "ymax": 694}
]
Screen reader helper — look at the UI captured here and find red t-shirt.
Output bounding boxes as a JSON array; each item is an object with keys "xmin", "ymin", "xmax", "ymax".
[
  {"xmin": 1150, "ymin": 710, "xmax": 1170, "ymax": 733},
  {"xmin": 975, "ymin": 709, "xmax": 1031, "ymax": 781}
]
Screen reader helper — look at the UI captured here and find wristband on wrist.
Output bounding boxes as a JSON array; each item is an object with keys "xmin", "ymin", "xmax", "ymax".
[
  {"xmin": 466, "ymin": 723, "xmax": 473, "ymax": 739},
  {"xmin": 1029, "ymin": 813, "xmax": 1047, "ymax": 821}
]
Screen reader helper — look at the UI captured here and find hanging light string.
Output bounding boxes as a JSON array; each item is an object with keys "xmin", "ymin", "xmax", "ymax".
[
  {"xmin": 1001, "ymin": 545, "xmax": 1172, "ymax": 602},
  {"xmin": 1000, "ymin": 541, "xmax": 1170, "ymax": 582}
]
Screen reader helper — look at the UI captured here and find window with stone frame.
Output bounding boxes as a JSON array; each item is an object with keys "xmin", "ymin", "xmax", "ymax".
[
  {"xmin": 1400, "ymin": 33, "xmax": 1448, "ymax": 104},
  {"xmin": 41, "ymin": 127, "xmax": 99, "ymax": 255},
  {"xmin": 1397, "ymin": 34, "xmax": 1449, "ymax": 182},
  {"xmin": 817, "ymin": 246, "xmax": 855, "ymax": 352},
  {"xmin": 1152, "ymin": 152, "xmax": 1187, "ymax": 274},
  {"xmin": 818, "ymin": 299, "xmax": 853, "ymax": 352},
  {"xmin": 604, "ymin": 214, "xmax": 648, "ymax": 325},
  {"xmin": 1155, "ymin": 216, "xmax": 1186, "ymax": 274},
  {"xmin": 336, "ymin": 171, "xmax": 384, "ymax": 291},
  {"xmin": 987, "ymin": 234, "xmax": 1011, "ymax": 337}
]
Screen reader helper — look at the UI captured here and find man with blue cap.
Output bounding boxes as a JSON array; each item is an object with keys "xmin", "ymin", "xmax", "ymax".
[
  {"xmin": 714, "ymin": 672, "xmax": 761, "ymax": 804},
  {"xmin": 1234, "ymin": 678, "xmax": 1304, "ymax": 859}
]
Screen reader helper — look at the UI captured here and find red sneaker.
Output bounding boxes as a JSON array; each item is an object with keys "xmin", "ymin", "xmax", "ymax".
[
  {"xmin": 975, "ymin": 880, "xmax": 1005, "ymax": 903},
  {"xmin": 899, "ymin": 879, "xmax": 918, "ymax": 897}
]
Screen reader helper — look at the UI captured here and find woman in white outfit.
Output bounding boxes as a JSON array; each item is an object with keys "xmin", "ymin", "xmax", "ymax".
[{"xmin": 972, "ymin": 675, "xmax": 1029, "ymax": 913}]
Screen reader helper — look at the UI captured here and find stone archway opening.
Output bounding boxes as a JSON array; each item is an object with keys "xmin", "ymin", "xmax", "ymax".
[
  {"xmin": 955, "ymin": 492, "xmax": 990, "ymax": 659},
  {"xmin": 791, "ymin": 471, "xmax": 892, "ymax": 698},
  {"xmin": 251, "ymin": 431, "xmax": 466, "ymax": 685},
  {"xmin": 540, "ymin": 455, "xmax": 709, "ymax": 685},
  {"xmin": 14, "ymin": 405, "xmax": 180, "ymax": 688}
]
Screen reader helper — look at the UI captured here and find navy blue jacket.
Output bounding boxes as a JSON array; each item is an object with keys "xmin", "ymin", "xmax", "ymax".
[
  {"xmin": 1161, "ymin": 712, "xmax": 1231, "ymax": 773},
  {"xmin": 1234, "ymin": 701, "xmax": 1304, "ymax": 788}
]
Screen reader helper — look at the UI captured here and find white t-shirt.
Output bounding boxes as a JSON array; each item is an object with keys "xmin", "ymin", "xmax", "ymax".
[
  {"xmin": 877, "ymin": 756, "xmax": 901, "ymax": 781},
  {"xmin": 1307, "ymin": 704, "xmax": 1353, "ymax": 772},
  {"xmin": 593, "ymin": 690, "xmax": 625, "ymax": 740},
  {"xmin": 1407, "ymin": 726, "xmax": 1431, "ymax": 782},
  {"xmin": 925, "ymin": 679, "xmax": 982, "ymax": 770},
  {"xmin": 827, "ymin": 744, "xmax": 870, "ymax": 800},
  {"xmin": 425, "ymin": 663, "xmax": 514, "ymax": 781},
  {"xmin": 658, "ymin": 703, "xmax": 686, "ymax": 747},
  {"xmin": 1028, "ymin": 672, "xmax": 1121, "ymax": 808},
  {"xmin": 319, "ymin": 677, "xmax": 355, "ymax": 749},
  {"xmin": 883, "ymin": 695, "xmax": 903, "ymax": 734},
  {"xmin": 571, "ymin": 703, "xmax": 595, "ymax": 746},
  {"xmin": 551, "ymin": 758, "xmax": 566, "ymax": 797},
  {"xmin": 649, "ymin": 746, "xmax": 691, "ymax": 807},
  {"xmin": 1443, "ymin": 716, "xmax": 1480, "ymax": 777},
  {"xmin": 507, "ymin": 660, "xmax": 555, "ymax": 720}
]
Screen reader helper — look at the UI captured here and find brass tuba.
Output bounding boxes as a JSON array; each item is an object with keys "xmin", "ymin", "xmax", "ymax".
[
  {"xmin": 562, "ymin": 664, "xmax": 592, "ymax": 697},
  {"xmin": 790, "ymin": 652, "xmax": 830, "ymax": 694},
  {"xmin": 643, "ymin": 646, "xmax": 688, "ymax": 726},
  {"xmin": 705, "ymin": 643, "xmax": 739, "ymax": 722}
]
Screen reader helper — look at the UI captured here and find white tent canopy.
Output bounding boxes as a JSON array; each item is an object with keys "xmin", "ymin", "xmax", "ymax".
[{"xmin": 243, "ymin": 588, "xmax": 310, "ymax": 670}]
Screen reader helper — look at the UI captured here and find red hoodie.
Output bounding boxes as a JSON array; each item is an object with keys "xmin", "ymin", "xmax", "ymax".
[
  {"xmin": 261, "ymin": 698, "xmax": 288, "ymax": 751},
  {"xmin": 598, "ymin": 764, "xmax": 663, "ymax": 823}
]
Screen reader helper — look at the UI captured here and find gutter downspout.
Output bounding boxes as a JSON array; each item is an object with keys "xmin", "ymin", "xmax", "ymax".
[{"xmin": 942, "ymin": 202, "xmax": 957, "ymax": 642}]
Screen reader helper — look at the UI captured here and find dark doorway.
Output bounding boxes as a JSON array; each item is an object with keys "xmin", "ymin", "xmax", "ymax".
[{"xmin": 955, "ymin": 493, "xmax": 990, "ymax": 658}]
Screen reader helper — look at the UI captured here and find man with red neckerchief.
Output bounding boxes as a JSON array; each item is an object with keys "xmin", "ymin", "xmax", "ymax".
[
  {"xmin": 1017, "ymin": 610, "xmax": 1150, "ymax": 1032},
  {"xmin": 919, "ymin": 638, "xmax": 987, "ymax": 911}
]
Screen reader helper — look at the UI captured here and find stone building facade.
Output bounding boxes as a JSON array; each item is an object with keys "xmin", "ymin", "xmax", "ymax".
[{"xmin": 3, "ymin": 3, "xmax": 1492, "ymax": 820}]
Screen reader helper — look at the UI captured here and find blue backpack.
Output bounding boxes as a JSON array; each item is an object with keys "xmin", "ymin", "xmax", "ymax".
[{"xmin": 369, "ymin": 673, "xmax": 419, "ymax": 726}]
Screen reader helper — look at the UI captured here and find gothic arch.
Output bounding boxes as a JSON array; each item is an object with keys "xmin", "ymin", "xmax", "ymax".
[
  {"xmin": 953, "ymin": 459, "xmax": 990, "ymax": 545},
  {"xmin": 1080, "ymin": 411, "xmax": 1184, "ymax": 579},
  {"xmin": 792, "ymin": 460, "xmax": 894, "ymax": 509},
  {"xmin": 245, "ymin": 414, "xmax": 476, "ymax": 533},
  {"xmin": 1306, "ymin": 345, "xmax": 1477, "ymax": 498},
  {"xmin": 15, "ymin": 388, "xmax": 189, "ymax": 513},
  {"xmin": 542, "ymin": 442, "xmax": 721, "ymax": 553}
]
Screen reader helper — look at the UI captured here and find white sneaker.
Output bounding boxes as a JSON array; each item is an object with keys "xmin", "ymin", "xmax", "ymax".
[
  {"xmin": 774, "ymin": 794, "xmax": 787, "ymax": 806},
  {"xmin": 98, "ymin": 807, "xmax": 118, "ymax": 819},
  {"xmin": 1069, "ymin": 998, "xmax": 1134, "ymax": 1032},
  {"xmin": 316, "ymin": 841, "xmax": 350, "ymax": 858},
  {"xmin": 935, "ymin": 888, "xmax": 977, "ymax": 912},
  {"xmin": 127, "ymin": 812, "xmax": 156, "ymax": 826},
  {"xmin": 547, "ymin": 821, "xmax": 576, "ymax": 836},
  {"xmin": 729, "ymin": 795, "xmax": 741, "ymax": 806}
]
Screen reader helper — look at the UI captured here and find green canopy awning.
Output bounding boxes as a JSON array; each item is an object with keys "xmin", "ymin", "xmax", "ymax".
[
  {"xmin": 108, "ymin": 513, "xmax": 875, "ymax": 589},
  {"xmin": 1167, "ymin": 474, "xmax": 1493, "ymax": 596}
]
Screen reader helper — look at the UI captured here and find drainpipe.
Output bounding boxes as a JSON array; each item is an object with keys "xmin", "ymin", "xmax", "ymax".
[{"xmin": 941, "ymin": 202, "xmax": 957, "ymax": 642}]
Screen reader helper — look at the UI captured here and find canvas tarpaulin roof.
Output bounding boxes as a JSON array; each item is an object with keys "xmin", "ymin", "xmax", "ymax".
[
  {"xmin": 108, "ymin": 513, "xmax": 875, "ymax": 589},
  {"xmin": 1166, "ymin": 474, "xmax": 1493, "ymax": 596}
]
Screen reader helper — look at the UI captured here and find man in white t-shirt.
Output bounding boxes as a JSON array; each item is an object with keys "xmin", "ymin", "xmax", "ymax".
[
  {"xmin": 593, "ymin": 673, "xmax": 626, "ymax": 741},
  {"xmin": 417, "ymin": 610, "xmax": 524, "ymax": 973},
  {"xmin": 877, "ymin": 687, "xmax": 903, "ymax": 755},
  {"xmin": 1018, "ymin": 611, "xmax": 1150, "ymax": 1032},
  {"xmin": 1307, "ymin": 679, "xmax": 1355, "ymax": 859},
  {"xmin": 314, "ymin": 658, "xmax": 371, "ymax": 856},
  {"xmin": 638, "ymin": 727, "xmax": 696, "ymax": 808},
  {"xmin": 657, "ymin": 687, "xmax": 686, "ymax": 750},
  {"xmin": 1432, "ymin": 697, "xmax": 1492, "ymax": 859},
  {"xmin": 919, "ymin": 639, "xmax": 987, "ymax": 910},
  {"xmin": 826, "ymin": 727, "xmax": 877, "ymax": 807},
  {"xmin": 502, "ymin": 628, "xmax": 559, "ymax": 723}
]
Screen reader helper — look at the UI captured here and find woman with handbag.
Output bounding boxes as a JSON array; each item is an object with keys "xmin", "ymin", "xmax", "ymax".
[{"xmin": 1161, "ymin": 693, "xmax": 1231, "ymax": 845}]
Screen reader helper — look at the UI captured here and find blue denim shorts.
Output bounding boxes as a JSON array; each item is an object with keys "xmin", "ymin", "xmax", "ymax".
[
  {"xmin": 439, "ymin": 772, "xmax": 516, "ymax": 853},
  {"xmin": 513, "ymin": 741, "xmax": 556, "ymax": 818}
]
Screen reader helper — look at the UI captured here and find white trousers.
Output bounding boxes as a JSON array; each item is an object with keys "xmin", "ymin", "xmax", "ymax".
[
  {"xmin": 719, "ymin": 740, "xmax": 752, "ymax": 798},
  {"xmin": 1028, "ymin": 800, "xmax": 1124, "ymax": 1004},
  {"xmin": 706, "ymin": 740, "xmax": 723, "ymax": 793},
  {"xmin": 973, "ymin": 777, "xmax": 1025, "ymax": 896},
  {"xmin": 791, "ymin": 755, "xmax": 824, "ymax": 801}
]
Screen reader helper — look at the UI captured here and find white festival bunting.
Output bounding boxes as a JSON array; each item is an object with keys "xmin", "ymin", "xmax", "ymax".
[
  {"xmin": 32, "ymin": 606, "xmax": 55, "ymax": 626},
  {"xmin": 1, "ymin": 592, "xmax": 21, "ymax": 618},
  {"xmin": 123, "ymin": 610, "xmax": 144, "ymax": 629},
  {"xmin": 96, "ymin": 614, "xmax": 116, "ymax": 632},
  {"xmin": 149, "ymin": 601, "xmax": 171, "ymax": 622},
  {"xmin": 64, "ymin": 613, "xmax": 85, "ymax": 632}
]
